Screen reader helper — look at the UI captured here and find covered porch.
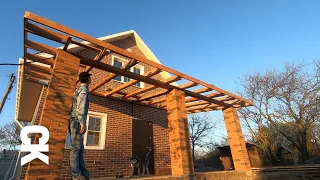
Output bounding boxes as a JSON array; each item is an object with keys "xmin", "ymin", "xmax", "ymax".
[{"xmin": 17, "ymin": 11, "xmax": 254, "ymax": 179}]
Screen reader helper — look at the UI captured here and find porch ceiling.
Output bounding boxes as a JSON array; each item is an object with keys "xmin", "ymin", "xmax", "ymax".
[{"xmin": 21, "ymin": 11, "xmax": 254, "ymax": 115}]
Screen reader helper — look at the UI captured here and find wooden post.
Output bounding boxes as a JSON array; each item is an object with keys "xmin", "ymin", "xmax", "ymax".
[
  {"xmin": 166, "ymin": 89, "xmax": 194, "ymax": 176},
  {"xmin": 223, "ymin": 107, "xmax": 251, "ymax": 171},
  {"xmin": 24, "ymin": 50, "xmax": 80, "ymax": 179}
]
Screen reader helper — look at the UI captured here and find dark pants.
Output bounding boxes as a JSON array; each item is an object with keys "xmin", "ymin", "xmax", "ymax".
[{"xmin": 69, "ymin": 119, "xmax": 89, "ymax": 179}]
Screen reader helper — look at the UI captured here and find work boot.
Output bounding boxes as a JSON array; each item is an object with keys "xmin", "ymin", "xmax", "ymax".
[{"xmin": 72, "ymin": 175, "xmax": 85, "ymax": 180}]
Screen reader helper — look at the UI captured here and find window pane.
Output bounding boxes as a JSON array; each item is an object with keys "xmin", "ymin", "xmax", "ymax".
[
  {"xmin": 123, "ymin": 76, "xmax": 130, "ymax": 82},
  {"xmin": 133, "ymin": 67, "xmax": 141, "ymax": 87},
  {"xmin": 113, "ymin": 60, "xmax": 122, "ymax": 68},
  {"xmin": 86, "ymin": 131, "xmax": 100, "ymax": 146},
  {"xmin": 113, "ymin": 59, "xmax": 122, "ymax": 81},
  {"xmin": 88, "ymin": 117, "xmax": 101, "ymax": 131}
]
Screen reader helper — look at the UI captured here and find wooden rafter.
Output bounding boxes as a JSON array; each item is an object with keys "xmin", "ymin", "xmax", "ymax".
[
  {"xmin": 138, "ymin": 90, "xmax": 168, "ymax": 102},
  {"xmin": 105, "ymin": 68, "xmax": 161, "ymax": 97},
  {"xmin": 148, "ymin": 95, "xmax": 167, "ymax": 104},
  {"xmin": 124, "ymin": 75, "xmax": 181, "ymax": 99},
  {"xmin": 89, "ymin": 59, "xmax": 138, "ymax": 93},
  {"xmin": 25, "ymin": 21, "xmax": 101, "ymax": 52},
  {"xmin": 23, "ymin": 11, "xmax": 254, "ymax": 111},
  {"xmin": 178, "ymin": 81, "xmax": 198, "ymax": 89},
  {"xmin": 24, "ymin": 68, "xmax": 51, "ymax": 81},
  {"xmin": 84, "ymin": 49, "xmax": 109, "ymax": 73},
  {"xmin": 186, "ymin": 104, "xmax": 221, "ymax": 111},
  {"xmin": 192, "ymin": 87, "xmax": 212, "ymax": 94},
  {"xmin": 25, "ymin": 39, "xmax": 57, "ymax": 56},
  {"xmin": 25, "ymin": 63, "xmax": 51, "ymax": 74},
  {"xmin": 25, "ymin": 53, "xmax": 54, "ymax": 66},
  {"xmin": 186, "ymin": 101, "xmax": 209, "ymax": 108}
]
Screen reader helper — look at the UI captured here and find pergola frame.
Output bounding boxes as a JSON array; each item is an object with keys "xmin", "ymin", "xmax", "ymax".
[
  {"xmin": 23, "ymin": 11, "xmax": 253, "ymax": 114},
  {"xmin": 20, "ymin": 11, "xmax": 254, "ymax": 179}
]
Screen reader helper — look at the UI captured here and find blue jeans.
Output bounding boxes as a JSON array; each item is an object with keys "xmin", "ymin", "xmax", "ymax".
[{"xmin": 69, "ymin": 119, "xmax": 89, "ymax": 179}]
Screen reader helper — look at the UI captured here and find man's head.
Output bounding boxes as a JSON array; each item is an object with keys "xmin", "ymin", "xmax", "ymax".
[{"xmin": 79, "ymin": 72, "xmax": 91, "ymax": 85}]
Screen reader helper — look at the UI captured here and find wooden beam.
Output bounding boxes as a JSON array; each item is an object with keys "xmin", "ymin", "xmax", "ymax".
[
  {"xmin": 25, "ymin": 21, "xmax": 101, "ymax": 52},
  {"xmin": 138, "ymin": 90, "xmax": 168, "ymax": 102},
  {"xmin": 84, "ymin": 49, "xmax": 109, "ymax": 73},
  {"xmin": 80, "ymin": 56, "xmax": 233, "ymax": 107},
  {"xmin": 25, "ymin": 39, "xmax": 57, "ymax": 56},
  {"xmin": 215, "ymin": 96, "xmax": 235, "ymax": 102},
  {"xmin": 185, "ymin": 92, "xmax": 224, "ymax": 103},
  {"xmin": 89, "ymin": 59, "xmax": 138, "ymax": 93},
  {"xmin": 105, "ymin": 68, "xmax": 161, "ymax": 97},
  {"xmin": 124, "ymin": 75, "xmax": 179, "ymax": 99},
  {"xmin": 149, "ymin": 96, "xmax": 167, "ymax": 104},
  {"xmin": 25, "ymin": 53, "xmax": 54, "ymax": 66},
  {"xmin": 63, "ymin": 36, "xmax": 72, "ymax": 51},
  {"xmin": 91, "ymin": 91, "xmax": 165, "ymax": 110},
  {"xmin": 25, "ymin": 76, "xmax": 49, "ymax": 85},
  {"xmin": 24, "ymin": 68, "xmax": 51, "ymax": 80},
  {"xmin": 192, "ymin": 87, "xmax": 212, "ymax": 94},
  {"xmin": 166, "ymin": 75, "xmax": 181, "ymax": 83},
  {"xmin": 186, "ymin": 101, "xmax": 209, "ymax": 108},
  {"xmin": 178, "ymin": 81, "xmax": 198, "ymax": 89},
  {"xmin": 186, "ymin": 104, "xmax": 221, "ymax": 111},
  {"xmin": 25, "ymin": 63, "xmax": 52, "ymax": 74},
  {"xmin": 24, "ymin": 11, "xmax": 253, "ymax": 107}
]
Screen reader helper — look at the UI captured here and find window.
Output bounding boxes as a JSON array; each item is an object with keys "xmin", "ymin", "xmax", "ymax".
[
  {"xmin": 112, "ymin": 56, "xmax": 144, "ymax": 88},
  {"xmin": 65, "ymin": 112, "xmax": 107, "ymax": 150}
]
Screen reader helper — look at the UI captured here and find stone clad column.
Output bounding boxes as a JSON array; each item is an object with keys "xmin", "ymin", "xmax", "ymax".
[
  {"xmin": 166, "ymin": 89, "xmax": 194, "ymax": 176},
  {"xmin": 24, "ymin": 50, "xmax": 80, "ymax": 179},
  {"xmin": 223, "ymin": 107, "xmax": 251, "ymax": 171}
]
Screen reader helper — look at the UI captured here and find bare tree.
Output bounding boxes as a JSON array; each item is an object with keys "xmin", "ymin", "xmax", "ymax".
[
  {"xmin": 238, "ymin": 61, "xmax": 320, "ymax": 161},
  {"xmin": 188, "ymin": 113, "xmax": 215, "ymax": 162},
  {"xmin": 0, "ymin": 121, "xmax": 21, "ymax": 150}
]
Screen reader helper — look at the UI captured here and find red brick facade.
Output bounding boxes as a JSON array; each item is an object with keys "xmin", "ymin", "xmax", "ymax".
[{"xmin": 21, "ymin": 35, "xmax": 172, "ymax": 179}]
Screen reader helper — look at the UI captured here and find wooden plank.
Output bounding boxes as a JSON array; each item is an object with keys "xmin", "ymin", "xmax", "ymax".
[
  {"xmin": 84, "ymin": 49, "xmax": 109, "ymax": 73},
  {"xmin": 215, "ymin": 96, "xmax": 235, "ymax": 101},
  {"xmin": 149, "ymin": 97, "xmax": 167, "ymax": 104},
  {"xmin": 24, "ymin": 68, "xmax": 51, "ymax": 80},
  {"xmin": 138, "ymin": 90, "xmax": 168, "ymax": 102},
  {"xmin": 186, "ymin": 104, "xmax": 221, "ymax": 111},
  {"xmin": 80, "ymin": 56, "xmax": 232, "ymax": 107},
  {"xmin": 25, "ymin": 39, "xmax": 57, "ymax": 56},
  {"xmin": 24, "ymin": 11, "xmax": 253, "ymax": 107},
  {"xmin": 178, "ymin": 81, "xmax": 198, "ymax": 89},
  {"xmin": 25, "ymin": 76, "xmax": 49, "ymax": 85},
  {"xmin": 91, "ymin": 91, "xmax": 165, "ymax": 110},
  {"xmin": 186, "ymin": 101, "xmax": 209, "ymax": 108},
  {"xmin": 185, "ymin": 92, "xmax": 224, "ymax": 103},
  {"xmin": 25, "ymin": 53, "xmax": 54, "ymax": 66},
  {"xmin": 89, "ymin": 59, "xmax": 138, "ymax": 93},
  {"xmin": 25, "ymin": 63, "xmax": 52, "ymax": 74},
  {"xmin": 25, "ymin": 21, "xmax": 101, "ymax": 52},
  {"xmin": 125, "ymin": 75, "xmax": 178, "ymax": 99},
  {"xmin": 192, "ymin": 87, "xmax": 211, "ymax": 94},
  {"xmin": 166, "ymin": 75, "xmax": 181, "ymax": 83},
  {"xmin": 105, "ymin": 68, "xmax": 161, "ymax": 97}
]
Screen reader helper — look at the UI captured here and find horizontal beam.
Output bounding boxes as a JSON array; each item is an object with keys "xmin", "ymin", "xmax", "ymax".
[
  {"xmin": 25, "ymin": 21, "xmax": 101, "ymax": 52},
  {"xmin": 79, "ymin": 56, "xmax": 232, "ymax": 107},
  {"xmin": 178, "ymin": 81, "xmax": 198, "ymax": 89},
  {"xmin": 25, "ymin": 63, "xmax": 52, "ymax": 74},
  {"xmin": 89, "ymin": 59, "xmax": 138, "ymax": 93},
  {"xmin": 25, "ymin": 76, "xmax": 49, "ymax": 85},
  {"xmin": 24, "ymin": 68, "xmax": 51, "ymax": 80},
  {"xmin": 25, "ymin": 39, "xmax": 57, "ymax": 56},
  {"xmin": 138, "ymin": 90, "xmax": 168, "ymax": 102},
  {"xmin": 185, "ymin": 92, "xmax": 224, "ymax": 103},
  {"xmin": 186, "ymin": 104, "xmax": 221, "ymax": 111},
  {"xmin": 25, "ymin": 53, "xmax": 54, "ymax": 66},
  {"xmin": 192, "ymin": 87, "xmax": 212, "ymax": 94},
  {"xmin": 105, "ymin": 68, "xmax": 161, "ymax": 97}
]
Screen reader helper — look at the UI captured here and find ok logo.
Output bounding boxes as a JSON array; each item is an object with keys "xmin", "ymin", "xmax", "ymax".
[{"xmin": 20, "ymin": 126, "xmax": 49, "ymax": 166}]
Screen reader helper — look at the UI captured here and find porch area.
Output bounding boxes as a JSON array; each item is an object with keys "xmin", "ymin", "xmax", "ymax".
[{"xmin": 17, "ymin": 11, "xmax": 254, "ymax": 179}]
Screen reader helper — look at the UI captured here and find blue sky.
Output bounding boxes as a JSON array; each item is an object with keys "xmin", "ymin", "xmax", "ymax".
[{"xmin": 0, "ymin": 1, "xmax": 319, "ymax": 139}]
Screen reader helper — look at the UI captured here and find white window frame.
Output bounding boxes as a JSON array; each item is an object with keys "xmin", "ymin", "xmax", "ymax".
[
  {"xmin": 83, "ymin": 111, "xmax": 107, "ymax": 150},
  {"xmin": 65, "ymin": 111, "xmax": 107, "ymax": 150},
  {"xmin": 112, "ymin": 55, "xmax": 145, "ymax": 88}
]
